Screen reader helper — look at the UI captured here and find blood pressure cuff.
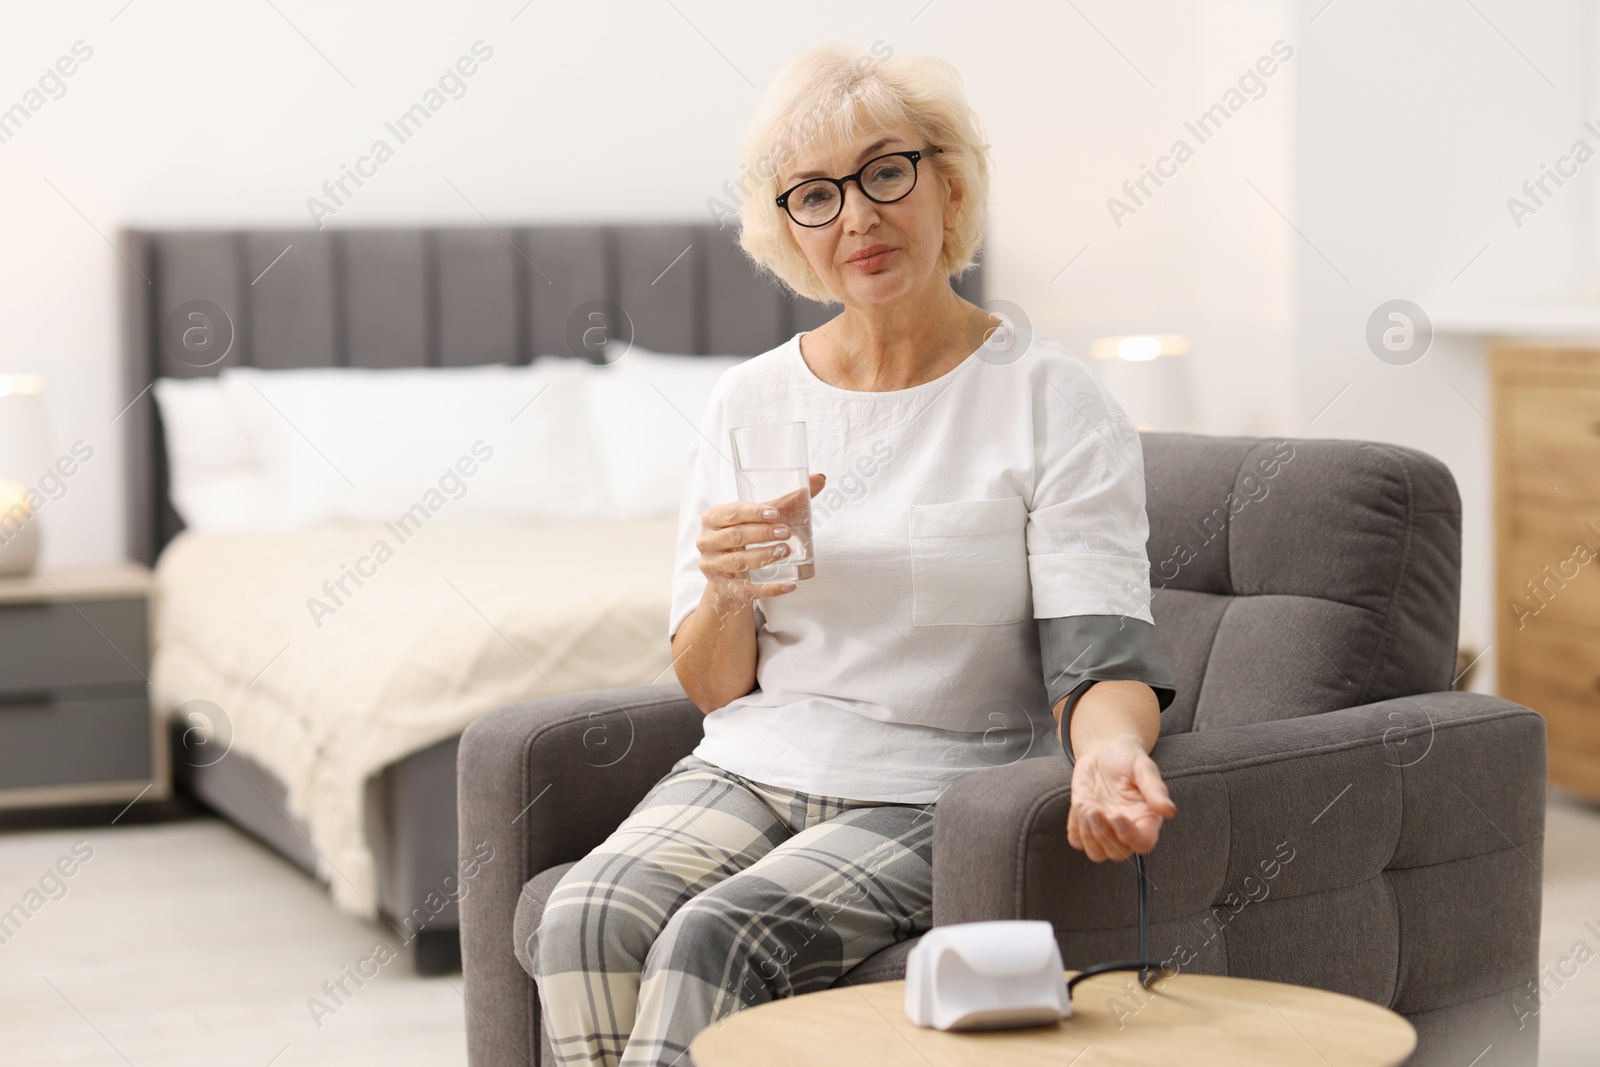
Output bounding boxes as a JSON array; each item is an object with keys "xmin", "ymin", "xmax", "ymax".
[{"xmin": 1039, "ymin": 615, "xmax": 1176, "ymax": 764}]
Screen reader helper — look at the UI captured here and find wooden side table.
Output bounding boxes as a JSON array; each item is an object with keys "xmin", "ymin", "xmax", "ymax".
[
  {"xmin": 0, "ymin": 564, "xmax": 166, "ymax": 811},
  {"xmin": 689, "ymin": 971, "xmax": 1416, "ymax": 1067}
]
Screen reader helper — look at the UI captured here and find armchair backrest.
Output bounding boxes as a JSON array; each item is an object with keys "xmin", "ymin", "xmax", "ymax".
[{"xmin": 1138, "ymin": 434, "xmax": 1461, "ymax": 734}]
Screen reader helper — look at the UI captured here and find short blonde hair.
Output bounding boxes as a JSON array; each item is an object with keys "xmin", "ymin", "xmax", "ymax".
[{"xmin": 735, "ymin": 43, "xmax": 990, "ymax": 304}]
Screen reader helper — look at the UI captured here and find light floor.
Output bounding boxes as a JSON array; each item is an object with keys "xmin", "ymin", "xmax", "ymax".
[
  {"xmin": 0, "ymin": 812, "xmax": 469, "ymax": 1066},
  {"xmin": 0, "ymin": 792, "xmax": 1596, "ymax": 1066},
  {"xmin": 1530, "ymin": 790, "xmax": 1600, "ymax": 1066}
]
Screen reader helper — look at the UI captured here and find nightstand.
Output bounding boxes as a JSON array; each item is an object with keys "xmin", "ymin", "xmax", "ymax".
[{"xmin": 0, "ymin": 564, "xmax": 166, "ymax": 811}]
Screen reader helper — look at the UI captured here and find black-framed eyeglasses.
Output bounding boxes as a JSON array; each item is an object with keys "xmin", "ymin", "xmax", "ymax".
[{"xmin": 775, "ymin": 147, "xmax": 943, "ymax": 227}]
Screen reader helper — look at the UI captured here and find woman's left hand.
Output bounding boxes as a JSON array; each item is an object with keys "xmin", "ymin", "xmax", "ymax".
[{"xmin": 1065, "ymin": 738, "xmax": 1177, "ymax": 862}]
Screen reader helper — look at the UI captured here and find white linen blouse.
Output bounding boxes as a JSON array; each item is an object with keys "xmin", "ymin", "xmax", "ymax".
[{"xmin": 668, "ymin": 325, "xmax": 1163, "ymax": 803}]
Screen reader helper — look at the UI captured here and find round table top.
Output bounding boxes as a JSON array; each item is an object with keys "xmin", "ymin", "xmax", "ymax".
[{"xmin": 688, "ymin": 970, "xmax": 1417, "ymax": 1067}]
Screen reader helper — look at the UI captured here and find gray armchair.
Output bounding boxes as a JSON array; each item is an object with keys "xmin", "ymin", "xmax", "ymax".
[{"xmin": 458, "ymin": 434, "xmax": 1545, "ymax": 1067}]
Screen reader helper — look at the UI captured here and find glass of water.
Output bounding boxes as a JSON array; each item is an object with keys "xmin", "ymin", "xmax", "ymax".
[{"xmin": 729, "ymin": 421, "xmax": 815, "ymax": 583}]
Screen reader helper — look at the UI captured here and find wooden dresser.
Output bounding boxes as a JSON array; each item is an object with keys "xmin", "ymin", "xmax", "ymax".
[{"xmin": 1491, "ymin": 342, "xmax": 1600, "ymax": 799}]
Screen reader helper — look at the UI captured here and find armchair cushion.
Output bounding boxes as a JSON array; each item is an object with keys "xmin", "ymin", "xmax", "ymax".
[
  {"xmin": 1141, "ymin": 436, "xmax": 1462, "ymax": 731},
  {"xmin": 514, "ymin": 862, "xmax": 577, "ymax": 980}
]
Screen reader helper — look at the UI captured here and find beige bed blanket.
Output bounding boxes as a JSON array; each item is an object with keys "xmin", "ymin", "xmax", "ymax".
[{"xmin": 150, "ymin": 514, "xmax": 679, "ymax": 917}]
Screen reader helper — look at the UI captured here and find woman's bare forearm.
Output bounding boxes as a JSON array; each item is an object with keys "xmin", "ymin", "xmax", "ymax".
[
  {"xmin": 1053, "ymin": 680, "xmax": 1160, "ymax": 757},
  {"xmin": 671, "ymin": 585, "xmax": 760, "ymax": 714}
]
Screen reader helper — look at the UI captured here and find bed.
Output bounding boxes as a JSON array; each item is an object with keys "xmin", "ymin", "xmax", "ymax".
[{"xmin": 119, "ymin": 222, "xmax": 984, "ymax": 972}]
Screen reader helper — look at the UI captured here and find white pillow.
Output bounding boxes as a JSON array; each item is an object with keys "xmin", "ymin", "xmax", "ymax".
[
  {"xmin": 220, "ymin": 363, "xmax": 608, "ymax": 527},
  {"xmin": 588, "ymin": 344, "xmax": 748, "ymax": 517},
  {"xmin": 152, "ymin": 376, "xmax": 281, "ymax": 532}
]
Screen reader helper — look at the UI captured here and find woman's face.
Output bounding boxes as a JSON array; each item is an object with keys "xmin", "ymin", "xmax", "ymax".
[{"xmin": 780, "ymin": 123, "xmax": 961, "ymax": 309}]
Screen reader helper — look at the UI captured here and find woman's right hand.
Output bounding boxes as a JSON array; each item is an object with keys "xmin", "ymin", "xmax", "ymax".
[{"xmin": 696, "ymin": 472, "xmax": 825, "ymax": 608}]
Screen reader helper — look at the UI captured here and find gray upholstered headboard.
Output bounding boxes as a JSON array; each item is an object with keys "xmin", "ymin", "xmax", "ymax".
[{"xmin": 118, "ymin": 222, "xmax": 983, "ymax": 565}]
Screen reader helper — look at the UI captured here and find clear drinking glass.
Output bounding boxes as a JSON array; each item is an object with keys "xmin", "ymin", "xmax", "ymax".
[{"xmin": 729, "ymin": 422, "xmax": 815, "ymax": 583}]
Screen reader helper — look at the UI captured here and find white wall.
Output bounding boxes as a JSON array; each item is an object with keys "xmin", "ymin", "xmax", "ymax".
[
  {"xmin": 2, "ymin": 0, "xmax": 1580, "ymax": 698},
  {"xmin": 1290, "ymin": 0, "xmax": 1592, "ymax": 692},
  {"xmin": 1041, "ymin": 1, "xmax": 1299, "ymax": 438}
]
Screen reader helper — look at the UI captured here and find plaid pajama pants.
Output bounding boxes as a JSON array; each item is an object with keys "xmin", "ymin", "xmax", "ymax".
[{"xmin": 528, "ymin": 752, "xmax": 938, "ymax": 1067}]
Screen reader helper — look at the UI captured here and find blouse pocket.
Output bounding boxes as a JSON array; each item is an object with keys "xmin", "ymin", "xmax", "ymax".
[{"xmin": 908, "ymin": 495, "xmax": 1030, "ymax": 626}]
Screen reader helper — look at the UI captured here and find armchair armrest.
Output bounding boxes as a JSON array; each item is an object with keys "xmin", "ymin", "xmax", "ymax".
[
  {"xmin": 932, "ymin": 692, "xmax": 1546, "ymax": 1063},
  {"xmin": 457, "ymin": 682, "xmax": 703, "ymax": 1067}
]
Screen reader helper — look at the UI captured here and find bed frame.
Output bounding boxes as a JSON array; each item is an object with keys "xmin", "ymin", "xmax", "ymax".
[{"xmin": 119, "ymin": 222, "xmax": 983, "ymax": 972}]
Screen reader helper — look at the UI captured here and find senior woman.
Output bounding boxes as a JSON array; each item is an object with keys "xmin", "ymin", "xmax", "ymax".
[{"xmin": 530, "ymin": 43, "xmax": 1177, "ymax": 1067}]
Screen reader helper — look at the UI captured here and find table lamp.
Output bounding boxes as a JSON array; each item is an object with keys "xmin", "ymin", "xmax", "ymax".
[
  {"xmin": 0, "ymin": 374, "xmax": 49, "ymax": 576},
  {"xmin": 1089, "ymin": 334, "xmax": 1196, "ymax": 432}
]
